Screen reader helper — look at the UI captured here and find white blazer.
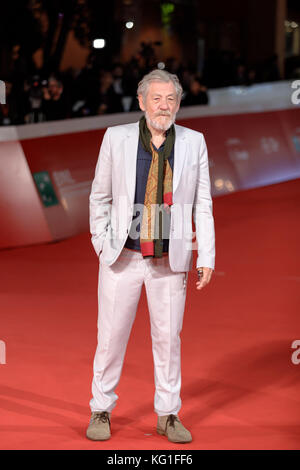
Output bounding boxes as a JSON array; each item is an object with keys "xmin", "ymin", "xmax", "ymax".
[{"xmin": 89, "ymin": 120, "xmax": 215, "ymax": 272}]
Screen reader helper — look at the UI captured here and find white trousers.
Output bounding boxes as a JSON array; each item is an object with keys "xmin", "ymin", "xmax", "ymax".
[{"xmin": 89, "ymin": 247, "xmax": 188, "ymax": 416}]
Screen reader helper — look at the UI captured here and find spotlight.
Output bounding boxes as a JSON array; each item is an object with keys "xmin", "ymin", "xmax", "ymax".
[
  {"xmin": 125, "ymin": 21, "xmax": 134, "ymax": 29},
  {"xmin": 93, "ymin": 39, "xmax": 106, "ymax": 49}
]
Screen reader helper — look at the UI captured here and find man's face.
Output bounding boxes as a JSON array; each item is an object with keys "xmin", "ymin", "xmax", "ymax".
[
  {"xmin": 138, "ymin": 81, "xmax": 180, "ymax": 131},
  {"xmin": 190, "ymin": 79, "xmax": 201, "ymax": 94},
  {"xmin": 48, "ymin": 80, "xmax": 62, "ymax": 98}
]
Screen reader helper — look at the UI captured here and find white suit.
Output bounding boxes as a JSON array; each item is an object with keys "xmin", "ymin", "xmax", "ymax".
[
  {"xmin": 89, "ymin": 121, "xmax": 215, "ymax": 272},
  {"xmin": 88, "ymin": 120, "xmax": 215, "ymax": 416}
]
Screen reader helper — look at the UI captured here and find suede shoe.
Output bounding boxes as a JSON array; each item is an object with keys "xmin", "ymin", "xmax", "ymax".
[
  {"xmin": 157, "ymin": 414, "xmax": 192, "ymax": 443},
  {"xmin": 86, "ymin": 411, "xmax": 111, "ymax": 441}
]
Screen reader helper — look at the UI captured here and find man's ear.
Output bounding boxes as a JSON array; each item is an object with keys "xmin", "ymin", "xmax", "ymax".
[{"xmin": 138, "ymin": 94, "xmax": 145, "ymax": 111}]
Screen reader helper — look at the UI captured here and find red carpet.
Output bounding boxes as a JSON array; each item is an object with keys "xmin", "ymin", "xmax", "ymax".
[{"xmin": 0, "ymin": 178, "xmax": 299, "ymax": 450}]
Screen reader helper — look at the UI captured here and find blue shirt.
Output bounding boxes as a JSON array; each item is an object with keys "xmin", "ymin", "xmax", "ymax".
[{"xmin": 124, "ymin": 137, "xmax": 174, "ymax": 252}]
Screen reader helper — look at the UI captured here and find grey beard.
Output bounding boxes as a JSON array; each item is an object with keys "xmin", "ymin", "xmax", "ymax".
[{"xmin": 145, "ymin": 111, "xmax": 176, "ymax": 131}]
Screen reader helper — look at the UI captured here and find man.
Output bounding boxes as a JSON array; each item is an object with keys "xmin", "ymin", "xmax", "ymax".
[
  {"xmin": 87, "ymin": 69, "xmax": 215, "ymax": 443},
  {"xmin": 182, "ymin": 75, "xmax": 209, "ymax": 107},
  {"xmin": 41, "ymin": 76, "xmax": 69, "ymax": 121}
]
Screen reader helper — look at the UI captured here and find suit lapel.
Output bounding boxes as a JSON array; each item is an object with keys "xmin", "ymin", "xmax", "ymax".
[
  {"xmin": 173, "ymin": 124, "xmax": 187, "ymax": 195},
  {"xmin": 124, "ymin": 121, "xmax": 187, "ymax": 204},
  {"xmin": 124, "ymin": 122, "xmax": 139, "ymax": 204}
]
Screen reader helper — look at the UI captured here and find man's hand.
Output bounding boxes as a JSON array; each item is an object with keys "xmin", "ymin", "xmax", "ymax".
[
  {"xmin": 196, "ymin": 267, "xmax": 213, "ymax": 290},
  {"xmin": 42, "ymin": 87, "xmax": 51, "ymax": 100}
]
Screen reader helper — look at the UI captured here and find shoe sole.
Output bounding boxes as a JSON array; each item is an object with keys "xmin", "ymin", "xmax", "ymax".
[
  {"xmin": 86, "ymin": 432, "xmax": 111, "ymax": 441},
  {"xmin": 157, "ymin": 428, "xmax": 192, "ymax": 443}
]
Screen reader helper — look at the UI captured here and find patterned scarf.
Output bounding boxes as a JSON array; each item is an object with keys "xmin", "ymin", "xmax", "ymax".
[{"xmin": 139, "ymin": 115, "xmax": 175, "ymax": 258}]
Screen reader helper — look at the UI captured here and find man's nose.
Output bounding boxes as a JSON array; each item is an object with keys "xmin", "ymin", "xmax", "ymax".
[{"xmin": 159, "ymin": 101, "xmax": 169, "ymax": 110}]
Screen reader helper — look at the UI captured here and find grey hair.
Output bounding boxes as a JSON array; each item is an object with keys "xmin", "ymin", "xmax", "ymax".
[{"xmin": 137, "ymin": 69, "xmax": 183, "ymax": 103}]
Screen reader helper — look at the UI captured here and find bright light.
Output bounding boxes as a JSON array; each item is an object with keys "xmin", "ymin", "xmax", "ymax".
[
  {"xmin": 126, "ymin": 21, "xmax": 134, "ymax": 29},
  {"xmin": 157, "ymin": 62, "xmax": 165, "ymax": 70},
  {"xmin": 93, "ymin": 39, "xmax": 106, "ymax": 49}
]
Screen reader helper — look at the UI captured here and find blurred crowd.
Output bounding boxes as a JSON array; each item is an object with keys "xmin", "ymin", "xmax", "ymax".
[{"xmin": 0, "ymin": 50, "xmax": 282, "ymax": 126}]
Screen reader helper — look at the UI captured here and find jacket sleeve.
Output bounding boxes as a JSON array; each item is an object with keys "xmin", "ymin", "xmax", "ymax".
[
  {"xmin": 89, "ymin": 127, "xmax": 112, "ymax": 257},
  {"xmin": 192, "ymin": 134, "xmax": 215, "ymax": 270}
]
